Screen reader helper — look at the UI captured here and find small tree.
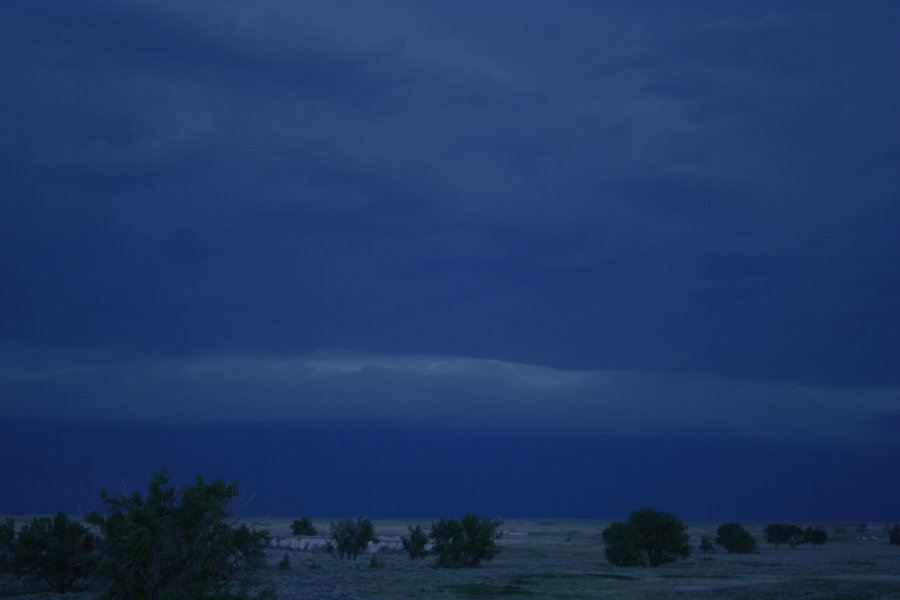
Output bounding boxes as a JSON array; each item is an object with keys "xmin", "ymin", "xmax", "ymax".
[
  {"xmin": 601, "ymin": 508, "xmax": 690, "ymax": 567},
  {"xmin": 715, "ymin": 523, "xmax": 758, "ymax": 554},
  {"xmin": 802, "ymin": 526, "xmax": 827, "ymax": 545},
  {"xmin": 430, "ymin": 515, "xmax": 502, "ymax": 568},
  {"xmin": 327, "ymin": 518, "xmax": 378, "ymax": 560},
  {"xmin": 699, "ymin": 537, "xmax": 715, "ymax": 554},
  {"xmin": 12, "ymin": 513, "xmax": 100, "ymax": 594},
  {"xmin": 0, "ymin": 517, "xmax": 14, "ymax": 573},
  {"xmin": 601, "ymin": 521, "xmax": 643, "ymax": 567},
  {"xmin": 889, "ymin": 525, "xmax": 900, "ymax": 545},
  {"xmin": 764, "ymin": 523, "xmax": 804, "ymax": 549},
  {"xmin": 290, "ymin": 517, "xmax": 317, "ymax": 536},
  {"xmin": 401, "ymin": 524, "xmax": 429, "ymax": 560},
  {"xmin": 86, "ymin": 468, "xmax": 270, "ymax": 600}
]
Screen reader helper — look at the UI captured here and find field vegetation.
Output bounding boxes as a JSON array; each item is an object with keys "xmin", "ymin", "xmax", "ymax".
[
  {"xmin": 5, "ymin": 517, "xmax": 897, "ymax": 599},
  {"xmin": 262, "ymin": 519, "xmax": 900, "ymax": 599}
]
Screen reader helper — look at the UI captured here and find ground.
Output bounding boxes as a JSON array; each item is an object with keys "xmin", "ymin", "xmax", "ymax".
[{"xmin": 2, "ymin": 519, "xmax": 899, "ymax": 599}]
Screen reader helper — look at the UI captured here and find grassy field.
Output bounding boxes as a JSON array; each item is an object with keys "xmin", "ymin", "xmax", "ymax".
[
  {"xmin": 259, "ymin": 519, "xmax": 900, "ymax": 599},
  {"xmin": 2, "ymin": 518, "xmax": 899, "ymax": 599}
]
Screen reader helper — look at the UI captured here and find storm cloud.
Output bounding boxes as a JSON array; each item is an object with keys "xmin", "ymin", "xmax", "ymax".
[
  {"xmin": 3, "ymin": 351, "xmax": 897, "ymax": 445},
  {"xmin": 2, "ymin": 1, "xmax": 899, "ymax": 517},
  {"xmin": 3, "ymin": 1, "xmax": 898, "ymax": 382}
]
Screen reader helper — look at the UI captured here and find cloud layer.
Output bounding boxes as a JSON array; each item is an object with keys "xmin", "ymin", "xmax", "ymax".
[
  {"xmin": 3, "ymin": 350, "xmax": 897, "ymax": 445},
  {"xmin": 1, "ymin": 2, "xmax": 899, "ymax": 435}
]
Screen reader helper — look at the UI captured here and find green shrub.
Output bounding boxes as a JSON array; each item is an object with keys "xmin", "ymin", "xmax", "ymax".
[
  {"xmin": 699, "ymin": 536, "xmax": 715, "ymax": 554},
  {"xmin": 890, "ymin": 525, "xmax": 900, "ymax": 545},
  {"xmin": 277, "ymin": 554, "xmax": 291, "ymax": 571},
  {"xmin": 764, "ymin": 523, "xmax": 804, "ymax": 548},
  {"xmin": 367, "ymin": 555, "xmax": 384, "ymax": 569},
  {"xmin": 430, "ymin": 515, "xmax": 502, "ymax": 568},
  {"xmin": 86, "ymin": 468, "xmax": 270, "ymax": 600},
  {"xmin": 802, "ymin": 526, "xmax": 827, "ymax": 545},
  {"xmin": 0, "ymin": 517, "xmax": 14, "ymax": 573},
  {"xmin": 326, "ymin": 518, "xmax": 378, "ymax": 560},
  {"xmin": 601, "ymin": 508, "xmax": 690, "ymax": 567},
  {"xmin": 290, "ymin": 518, "xmax": 317, "ymax": 536},
  {"xmin": 601, "ymin": 521, "xmax": 644, "ymax": 567},
  {"xmin": 715, "ymin": 523, "xmax": 758, "ymax": 554},
  {"xmin": 401, "ymin": 524, "xmax": 429, "ymax": 560},
  {"xmin": 12, "ymin": 513, "xmax": 100, "ymax": 593}
]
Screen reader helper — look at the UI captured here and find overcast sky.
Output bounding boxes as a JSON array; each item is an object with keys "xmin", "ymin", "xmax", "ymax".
[{"xmin": 2, "ymin": 1, "xmax": 899, "ymax": 517}]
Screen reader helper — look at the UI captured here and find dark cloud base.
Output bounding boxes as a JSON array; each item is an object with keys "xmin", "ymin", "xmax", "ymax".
[
  {"xmin": 3, "ymin": 419, "xmax": 897, "ymax": 521},
  {"xmin": 2, "ymin": 0, "xmax": 900, "ymax": 391}
]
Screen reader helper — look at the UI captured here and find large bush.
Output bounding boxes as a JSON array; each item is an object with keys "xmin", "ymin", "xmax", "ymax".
[
  {"xmin": 86, "ymin": 468, "xmax": 270, "ymax": 600},
  {"xmin": 327, "ymin": 518, "xmax": 378, "ymax": 560},
  {"xmin": 600, "ymin": 521, "xmax": 644, "ymax": 566},
  {"xmin": 802, "ymin": 526, "xmax": 828, "ymax": 545},
  {"xmin": 601, "ymin": 508, "xmax": 690, "ymax": 567},
  {"xmin": 0, "ymin": 517, "xmax": 14, "ymax": 573},
  {"xmin": 764, "ymin": 523, "xmax": 804, "ymax": 548},
  {"xmin": 11, "ymin": 513, "xmax": 100, "ymax": 593},
  {"xmin": 290, "ymin": 518, "xmax": 317, "ymax": 537},
  {"xmin": 430, "ymin": 515, "xmax": 502, "ymax": 568},
  {"xmin": 715, "ymin": 523, "xmax": 758, "ymax": 554},
  {"xmin": 890, "ymin": 525, "xmax": 900, "ymax": 545},
  {"xmin": 401, "ymin": 525, "xmax": 429, "ymax": 560}
]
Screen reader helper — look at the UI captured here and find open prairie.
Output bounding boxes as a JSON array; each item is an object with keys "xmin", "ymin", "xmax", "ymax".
[
  {"xmin": 3, "ymin": 518, "xmax": 899, "ymax": 599},
  {"xmin": 258, "ymin": 519, "xmax": 900, "ymax": 599}
]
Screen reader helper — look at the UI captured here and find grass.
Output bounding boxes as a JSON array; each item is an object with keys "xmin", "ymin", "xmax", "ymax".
[
  {"xmin": 732, "ymin": 560, "xmax": 783, "ymax": 567},
  {"xmin": 442, "ymin": 583, "xmax": 534, "ymax": 597},
  {"xmin": 257, "ymin": 519, "xmax": 900, "ymax": 599},
  {"xmin": 660, "ymin": 573, "xmax": 740, "ymax": 579},
  {"xmin": 511, "ymin": 572, "xmax": 637, "ymax": 583}
]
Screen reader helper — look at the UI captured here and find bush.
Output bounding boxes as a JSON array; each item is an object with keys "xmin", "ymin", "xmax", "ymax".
[
  {"xmin": 715, "ymin": 523, "xmax": 758, "ymax": 554},
  {"xmin": 86, "ymin": 468, "xmax": 270, "ymax": 600},
  {"xmin": 401, "ymin": 524, "xmax": 429, "ymax": 560},
  {"xmin": 601, "ymin": 508, "xmax": 690, "ymax": 567},
  {"xmin": 802, "ymin": 526, "xmax": 828, "ymax": 545},
  {"xmin": 699, "ymin": 537, "xmax": 715, "ymax": 554},
  {"xmin": 430, "ymin": 515, "xmax": 502, "ymax": 568},
  {"xmin": 890, "ymin": 525, "xmax": 900, "ymax": 545},
  {"xmin": 277, "ymin": 554, "xmax": 291, "ymax": 571},
  {"xmin": 764, "ymin": 523, "xmax": 805, "ymax": 549},
  {"xmin": 12, "ymin": 513, "xmax": 101, "ymax": 593},
  {"xmin": 327, "ymin": 518, "xmax": 378, "ymax": 560},
  {"xmin": 0, "ymin": 517, "xmax": 14, "ymax": 573},
  {"xmin": 601, "ymin": 521, "xmax": 643, "ymax": 566},
  {"xmin": 290, "ymin": 518, "xmax": 317, "ymax": 536}
]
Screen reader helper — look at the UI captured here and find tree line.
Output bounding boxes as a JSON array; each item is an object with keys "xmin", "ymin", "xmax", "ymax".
[{"xmin": 599, "ymin": 509, "xmax": 847, "ymax": 567}]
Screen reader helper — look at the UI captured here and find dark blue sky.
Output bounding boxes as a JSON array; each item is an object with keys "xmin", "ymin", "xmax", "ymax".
[{"xmin": 2, "ymin": 1, "xmax": 899, "ymax": 519}]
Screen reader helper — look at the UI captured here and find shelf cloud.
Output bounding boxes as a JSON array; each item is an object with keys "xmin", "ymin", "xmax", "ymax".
[
  {"xmin": 1, "ymin": 1, "xmax": 899, "ymax": 517},
  {"xmin": 4, "ymin": 349, "xmax": 897, "ymax": 445}
]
